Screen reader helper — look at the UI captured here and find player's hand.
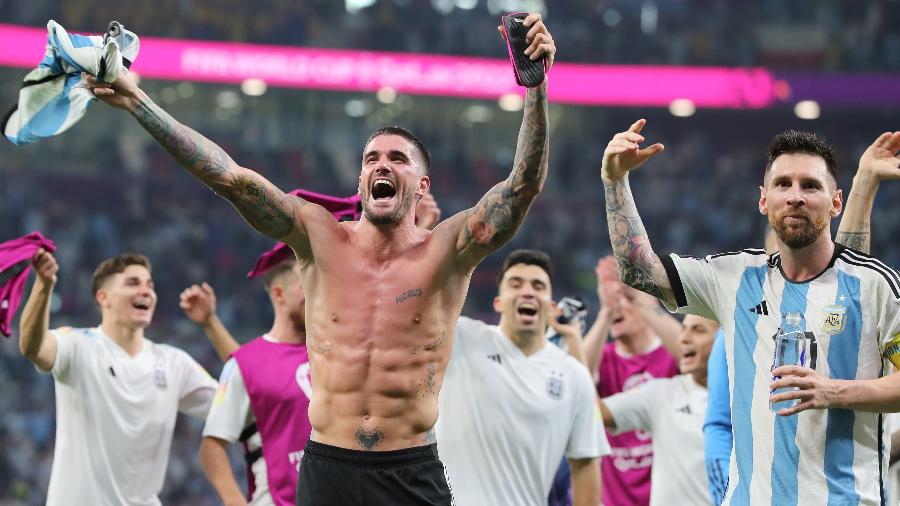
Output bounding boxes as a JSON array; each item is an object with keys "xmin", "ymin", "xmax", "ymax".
[
  {"xmin": 179, "ymin": 283, "xmax": 217, "ymax": 327},
  {"xmin": 856, "ymin": 131, "xmax": 900, "ymax": 184},
  {"xmin": 497, "ymin": 12, "xmax": 556, "ymax": 71},
  {"xmin": 769, "ymin": 365, "xmax": 839, "ymax": 416},
  {"xmin": 601, "ymin": 119, "xmax": 665, "ymax": 183},
  {"xmin": 548, "ymin": 302, "xmax": 583, "ymax": 340},
  {"xmin": 84, "ymin": 70, "xmax": 141, "ymax": 111},
  {"xmin": 415, "ymin": 192, "xmax": 442, "ymax": 230},
  {"xmin": 595, "ymin": 256, "xmax": 623, "ymax": 309},
  {"xmin": 31, "ymin": 248, "xmax": 58, "ymax": 286}
]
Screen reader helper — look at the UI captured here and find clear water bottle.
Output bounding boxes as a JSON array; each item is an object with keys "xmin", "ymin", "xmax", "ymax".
[{"xmin": 770, "ymin": 312, "xmax": 808, "ymax": 413}]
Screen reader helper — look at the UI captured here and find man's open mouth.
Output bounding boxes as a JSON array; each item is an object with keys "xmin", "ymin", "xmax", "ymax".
[
  {"xmin": 517, "ymin": 304, "xmax": 538, "ymax": 317},
  {"xmin": 371, "ymin": 179, "xmax": 397, "ymax": 200}
]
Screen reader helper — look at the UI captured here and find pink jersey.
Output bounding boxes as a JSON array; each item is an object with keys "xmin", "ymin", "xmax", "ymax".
[
  {"xmin": 597, "ymin": 341, "xmax": 678, "ymax": 506},
  {"xmin": 233, "ymin": 337, "xmax": 312, "ymax": 506}
]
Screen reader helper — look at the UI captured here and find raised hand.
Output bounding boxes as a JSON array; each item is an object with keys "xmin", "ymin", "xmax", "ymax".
[
  {"xmin": 415, "ymin": 193, "xmax": 442, "ymax": 230},
  {"xmin": 858, "ymin": 131, "xmax": 900, "ymax": 183},
  {"xmin": 84, "ymin": 71, "xmax": 142, "ymax": 111},
  {"xmin": 601, "ymin": 119, "xmax": 665, "ymax": 183},
  {"xmin": 497, "ymin": 13, "xmax": 556, "ymax": 71},
  {"xmin": 595, "ymin": 256, "xmax": 623, "ymax": 310},
  {"xmin": 31, "ymin": 248, "xmax": 59, "ymax": 286},
  {"xmin": 179, "ymin": 283, "xmax": 217, "ymax": 326}
]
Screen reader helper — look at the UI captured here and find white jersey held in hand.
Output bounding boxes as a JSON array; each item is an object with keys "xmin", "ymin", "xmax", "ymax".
[{"xmin": 43, "ymin": 326, "xmax": 217, "ymax": 506}]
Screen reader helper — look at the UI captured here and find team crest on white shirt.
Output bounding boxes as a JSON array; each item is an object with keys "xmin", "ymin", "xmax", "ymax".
[
  {"xmin": 820, "ymin": 301, "xmax": 848, "ymax": 335},
  {"xmin": 546, "ymin": 371, "xmax": 564, "ymax": 400},
  {"xmin": 153, "ymin": 368, "xmax": 168, "ymax": 390}
]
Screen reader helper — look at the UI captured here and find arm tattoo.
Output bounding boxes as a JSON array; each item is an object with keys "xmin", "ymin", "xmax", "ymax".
[
  {"xmin": 464, "ymin": 86, "xmax": 548, "ymax": 249},
  {"xmin": 131, "ymin": 97, "xmax": 232, "ymax": 182},
  {"xmin": 603, "ymin": 178, "xmax": 668, "ymax": 301},
  {"xmin": 229, "ymin": 173, "xmax": 297, "ymax": 238},
  {"xmin": 131, "ymin": 96, "xmax": 299, "ymax": 239},
  {"xmin": 355, "ymin": 427, "xmax": 384, "ymax": 451},
  {"xmin": 836, "ymin": 223, "xmax": 870, "ymax": 254}
]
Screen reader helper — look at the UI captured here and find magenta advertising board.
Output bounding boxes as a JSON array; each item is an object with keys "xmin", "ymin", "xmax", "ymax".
[{"xmin": 0, "ymin": 23, "xmax": 781, "ymax": 108}]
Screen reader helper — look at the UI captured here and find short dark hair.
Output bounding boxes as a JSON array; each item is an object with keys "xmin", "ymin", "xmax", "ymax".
[
  {"xmin": 262, "ymin": 260, "xmax": 297, "ymax": 291},
  {"xmin": 497, "ymin": 249, "xmax": 554, "ymax": 286},
  {"xmin": 91, "ymin": 253, "xmax": 151, "ymax": 296},
  {"xmin": 366, "ymin": 126, "xmax": 431, "ymax": 176},
  {"xmin": 765, "ymin": 130, "xmax": 837, "ymax": 182}
]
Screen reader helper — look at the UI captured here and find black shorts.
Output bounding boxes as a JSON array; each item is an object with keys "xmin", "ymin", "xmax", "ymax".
[{"xmin": 296, "ymin": 440, "xmax": 454, "ymax": 506}]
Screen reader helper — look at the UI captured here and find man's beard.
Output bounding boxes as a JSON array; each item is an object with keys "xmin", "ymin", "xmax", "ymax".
[
  {"xmin": 769, "ymin": 210, "xmax": 829, "ymax": 249},
  {"xmin": 361, "ymin": 188, "xmax": 414, "ymax": 225}
]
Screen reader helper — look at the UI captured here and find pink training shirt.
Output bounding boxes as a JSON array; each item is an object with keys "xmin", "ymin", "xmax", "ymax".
[{"xmin": 597, "ymin": 341, "xmax": 679, "ymax": 506}]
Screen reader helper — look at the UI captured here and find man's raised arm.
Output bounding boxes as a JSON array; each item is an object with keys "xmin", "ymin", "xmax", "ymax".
[
  {"xmin": 835, "ymin": 131, "xmax": 900, "ymax": 253},
  {"xmin": 600, "ymin": 119, "xmax": 676, "ymax": 308},
  {"xmin": 86, "ymin": 73, "xmax": 309, "ymax": 250},
  {"xmin": 456, "ymin": 13, "xmax": 553, "ymax": 264}
]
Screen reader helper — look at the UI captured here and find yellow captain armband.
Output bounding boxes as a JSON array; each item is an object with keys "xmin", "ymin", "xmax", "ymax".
[{"xmin": 883, "ymin": 332, "xmax": 900, "ymax": 369}]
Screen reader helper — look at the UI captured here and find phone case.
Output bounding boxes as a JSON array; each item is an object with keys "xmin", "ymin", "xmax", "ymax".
[{"xmin": 501, "ymin": 12, "xmax": 547, "ymax": 88}]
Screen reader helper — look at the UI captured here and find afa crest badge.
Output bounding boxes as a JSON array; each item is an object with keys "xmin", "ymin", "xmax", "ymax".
[
  {"xmin": 820, "ymin": 304, "xmax": 847, "ymax": 335},
  {"xmin": 546, "ymin": 372, "xmax": 564, "ymax": 400}
]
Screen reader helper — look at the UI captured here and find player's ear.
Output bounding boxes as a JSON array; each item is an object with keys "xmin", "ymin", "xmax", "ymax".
[
  {"xmin": 417, "ymin": 175, "xmax": 430, "ymax": 199},
  {"xmin": 830, "ymin": 188, "xmax": 843, "ymax": 218},
  {"xmin": 95, "ymin": 289, "xmax": 108, "ymax": 308},
  {"xmin": 493, "ymin": 296, "xmax": 502, "ymax": 314},
  {"xmin": 758, "ymin": 185, "xmax": 768, "ymax": 216},
  {"xmin": 271, "ymin": 285, "xmax": 284, "ymax": 304}
]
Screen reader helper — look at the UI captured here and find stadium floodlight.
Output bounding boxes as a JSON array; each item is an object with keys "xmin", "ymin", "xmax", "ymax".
[
  {"xmin": 216, "ymin": 90, "xmax": 241, "ymax": 109},
  {"xmin": 345, "ymin": 0, "xmax": 376, "ymax": 13},
  {"xmin": 176, "ymin": 81, "xmax": 195, "ymax": 99},
  {"xmin": 669, "ymin": 98, "xmax": 696, "ymax": 117},
  {"xmin": 603, "ymin": 9, "xmax": 623, "ymax": 27},
  {"xmin": 160, "ymin": 87, "xmax": 178, "ymax": 104},
  {"xmin": 344, "ymin": 99, "xmax": 372, "ymax": 118},
  {"xmin": 376, "ymin": 87, "xmax": 397, "ymax": 104},
  {"xmin": 464, "ymin": 104, "xmax": 494, "ymax": 123},
  {"xmin": 794, "ymin": 100, "xmax": 820, "ymax": 120},
  {"xmin": 241, "ymin": 78, "xmax": 267, "ymax": 97},
  {"xmin": 498, "ymin": 93, "xmax": 524, "ymax": 112}
]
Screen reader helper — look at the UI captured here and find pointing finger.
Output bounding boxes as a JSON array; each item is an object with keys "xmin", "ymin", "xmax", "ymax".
[{"xmin": 629, "ymin": 119, "xmax": 647, "ymax": 134}]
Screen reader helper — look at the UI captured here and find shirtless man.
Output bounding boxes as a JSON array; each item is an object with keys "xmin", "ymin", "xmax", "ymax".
[{"xmin": 86, "ymin": 13, "xmax": 555, "ymax": 504}]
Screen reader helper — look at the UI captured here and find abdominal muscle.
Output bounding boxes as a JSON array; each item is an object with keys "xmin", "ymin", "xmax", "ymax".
[{"xmin": 304, "ymin": 286, "xmax": 456, "ymax": 451}]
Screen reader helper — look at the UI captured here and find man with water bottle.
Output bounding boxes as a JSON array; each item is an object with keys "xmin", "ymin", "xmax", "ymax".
[{"xmin": 599, "ymin": 121, "xmax": 900, "ymax": 505}]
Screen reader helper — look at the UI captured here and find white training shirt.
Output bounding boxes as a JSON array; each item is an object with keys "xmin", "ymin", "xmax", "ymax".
[
  {"xmin": 203, "ymin": 335, "xmax": 281, "ymax": 506},
  {"xmin": 662, "ymin": 245, "xmax": 900, "ymax": 506},
  {"xmin": 436, "ymin": 316, "xmax": 610, "ymax": 506},
  {"xmin": 42, "ymin": 326, "xmax": 217, "ymax": 506},
  {"xmin": 605, "ymin": 374, "xmax": 710, "ymax": 506}
]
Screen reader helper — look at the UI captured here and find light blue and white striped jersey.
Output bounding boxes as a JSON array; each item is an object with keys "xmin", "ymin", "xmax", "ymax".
[{"xmin": 660, "ymin": 244, "xmax": 900, "ymax": 506}]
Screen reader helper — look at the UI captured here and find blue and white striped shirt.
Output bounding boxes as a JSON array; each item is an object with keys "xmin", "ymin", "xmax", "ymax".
[{"xmin": 662, "ymin": 245, "xmax": 900, "ymax": 506}]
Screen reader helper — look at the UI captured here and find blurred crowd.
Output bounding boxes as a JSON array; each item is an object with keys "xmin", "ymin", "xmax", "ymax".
[
  {"xmin": 0, "ymin": 1, "xmax": 899, "ymax": 504},
  {"xmin": 1, "ymin": 0, "xmax": 900, "ymax": 70}
]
